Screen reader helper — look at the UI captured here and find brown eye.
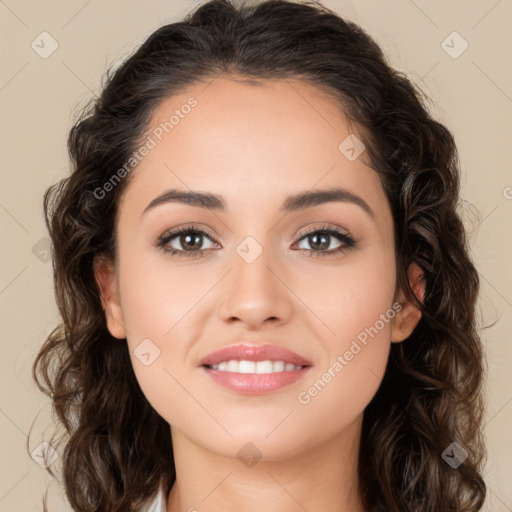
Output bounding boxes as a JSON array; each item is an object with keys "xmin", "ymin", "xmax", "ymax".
[
  {"xmin": 157, "ymin": 227, "xmax": 218, "ymax": 257},
  {"xmin": 293, "ymin": 226, "xmax": 356, "ymax": 258}
]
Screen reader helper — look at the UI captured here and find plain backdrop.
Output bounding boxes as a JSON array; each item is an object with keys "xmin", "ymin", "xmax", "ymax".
[{"xmin": 0, "ymin": 1, "xmax": 511, "ymax": 510}]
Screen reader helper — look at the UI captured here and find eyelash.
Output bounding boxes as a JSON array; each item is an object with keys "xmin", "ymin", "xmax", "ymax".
[{"xmin": 155, "ymin": 223, "xmax": 356, "ymax": 259}]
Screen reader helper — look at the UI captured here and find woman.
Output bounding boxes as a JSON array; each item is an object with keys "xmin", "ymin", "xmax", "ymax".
[{"xmin": 32, "ymin": 0, "xmax": 487, "ymax": 511}]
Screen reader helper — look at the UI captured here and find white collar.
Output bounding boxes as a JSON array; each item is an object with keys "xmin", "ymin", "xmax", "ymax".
[{"xmin": 138, "ymin": 482, "xmax": 167, "ymax": 512}]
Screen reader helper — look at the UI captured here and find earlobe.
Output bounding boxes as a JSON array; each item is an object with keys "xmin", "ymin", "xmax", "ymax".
[
  {"xmin": 391, "ymin": 261, "xmax": 425, "ymax": 343},
  {"xmin": 93, "ymin": 255, "xmax": 126, "ymax": 339}
]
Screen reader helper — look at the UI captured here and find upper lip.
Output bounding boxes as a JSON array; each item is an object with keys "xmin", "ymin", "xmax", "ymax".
[{"xmin": 199, "ymin": 343, "xmax": 313, "ymax": 367}]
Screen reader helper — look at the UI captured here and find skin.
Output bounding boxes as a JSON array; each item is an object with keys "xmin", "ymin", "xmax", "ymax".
[{"xmin": 94, "ymin": 76, "xmax": 425, "ymax": 512}]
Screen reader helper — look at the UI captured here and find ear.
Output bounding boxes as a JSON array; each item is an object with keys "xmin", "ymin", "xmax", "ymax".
[
  {"xmin": 391, "ymin": 261, "xmax": 425, "ymax": 343},
  {"xmin": 93, "ymin": 255, "xmax": 126, "ymax": 339}
]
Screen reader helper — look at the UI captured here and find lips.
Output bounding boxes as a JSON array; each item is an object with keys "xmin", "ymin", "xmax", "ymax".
[{"xmin": 198, "ymin": 343, "xmax": 313, "ymax": 368}]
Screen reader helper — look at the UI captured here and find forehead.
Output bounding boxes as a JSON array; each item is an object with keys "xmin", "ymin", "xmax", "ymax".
[{"xmin": 119, "ymin": 76, "xmax": 389, "ymax": 224}]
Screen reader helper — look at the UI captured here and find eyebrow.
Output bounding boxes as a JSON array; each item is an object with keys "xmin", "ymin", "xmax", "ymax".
[{"xmin": 142, "ymin": 187, "xmax": 375, "ymax": 220}]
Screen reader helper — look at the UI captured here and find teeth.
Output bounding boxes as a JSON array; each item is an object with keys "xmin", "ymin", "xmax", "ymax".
[{"xmin": 210, "ymin": 360, "xmax": 303, "ymax": 373}]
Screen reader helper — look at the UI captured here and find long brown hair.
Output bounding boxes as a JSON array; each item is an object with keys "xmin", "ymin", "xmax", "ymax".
[{"xmin": 32, "ymin": 1, "xmax": 487, "ymax": 510}]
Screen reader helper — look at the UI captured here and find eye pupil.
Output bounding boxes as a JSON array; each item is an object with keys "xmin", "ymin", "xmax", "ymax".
[
  {"xmin": 181, "ymin": 232, "xmax": 202, "ymax": 251},
  {"xmin": 309, "ymin": 232, "xmax": 329, "ymax": 250}
]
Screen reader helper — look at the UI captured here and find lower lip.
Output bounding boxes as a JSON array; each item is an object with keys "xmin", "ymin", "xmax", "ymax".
[{"xmin": 201, "ymin": 366, "xmax": 312, "ymax": 395}]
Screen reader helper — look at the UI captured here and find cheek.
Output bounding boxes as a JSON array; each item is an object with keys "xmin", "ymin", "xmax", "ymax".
[
  {"xmin": 118, "ymin": 246, "xmax": 211, "ymax": 340},
  {"xmin": 294, "ymin": 250, "xmax": 396, "ymax": 411},
  {"xmin": 300, "ymin": 246, "xmax": 396, "ymax": 344},
  {"xmin": 116, "ymin": 247, "xmax": 222, "ymax": 415}
]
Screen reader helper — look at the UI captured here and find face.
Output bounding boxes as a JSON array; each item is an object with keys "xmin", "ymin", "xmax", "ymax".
[{"xmin": 95, "ymin": 76, "xmax": 423, "ymax": 461}]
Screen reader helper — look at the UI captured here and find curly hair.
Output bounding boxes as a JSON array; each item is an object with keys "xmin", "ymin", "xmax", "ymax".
[{"xmin": 32, "ymin": 0, "xmax": 487, "ymax": 510}]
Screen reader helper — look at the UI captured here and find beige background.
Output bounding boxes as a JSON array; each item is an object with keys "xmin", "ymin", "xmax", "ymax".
[{"xmin": 1, "ymin": 0, "xmax": 511, "ymax": 510}]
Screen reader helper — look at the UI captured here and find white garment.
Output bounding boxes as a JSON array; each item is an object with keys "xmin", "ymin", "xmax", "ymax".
[{"xmin": 138, "ymin": 483, "xmax": 168, "ymax": 512}]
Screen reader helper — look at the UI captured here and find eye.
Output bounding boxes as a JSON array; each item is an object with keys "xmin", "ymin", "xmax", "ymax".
[
  {"xmin": 156, "ymin": 225, "xmax": 219, "ymax": 258},
  {"xmin": 292, "ymin": 224, "xmax": 356, "ymax": 258}
]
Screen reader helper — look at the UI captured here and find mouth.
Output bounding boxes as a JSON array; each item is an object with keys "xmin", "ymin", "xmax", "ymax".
[
  {"xmin": 198, "ymin": 343, "xmax": 313, "ymax": 395},
  {"xmin": 202, "ymin": 360, "xmax": 309, "ymax": 373}
]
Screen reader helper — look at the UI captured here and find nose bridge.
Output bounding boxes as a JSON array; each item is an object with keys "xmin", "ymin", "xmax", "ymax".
[{"xmin": 216, "ymin": 234, "xmax": 293, "ymax": 326}]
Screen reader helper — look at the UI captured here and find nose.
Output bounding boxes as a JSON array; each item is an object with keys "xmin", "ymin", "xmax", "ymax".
[{"xmin": 216, "ymin": 247, "xmax": 293, "ymax": 329}]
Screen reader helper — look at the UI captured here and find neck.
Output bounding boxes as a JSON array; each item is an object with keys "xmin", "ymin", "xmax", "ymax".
[{"xmin": 166, "ymin": 415, "xmax": 366, "ymax": 512}]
